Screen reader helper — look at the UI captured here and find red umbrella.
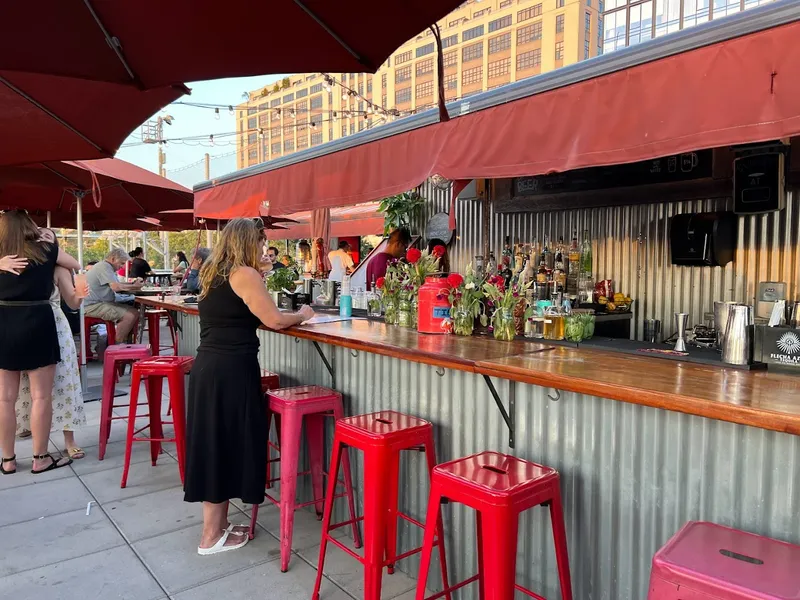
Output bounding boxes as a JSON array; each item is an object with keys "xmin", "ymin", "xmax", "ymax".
[
  {"xmin": 0, "ymin": 71, "xmax": 185, "ymax": 166},
  {"xmin": 1, "ymin": 1, "xmax": 464, "ymax": 87}
]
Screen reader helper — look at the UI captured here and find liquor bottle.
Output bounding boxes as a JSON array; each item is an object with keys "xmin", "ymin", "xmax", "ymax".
[
  {"xmin": 542, "ymin": 234, "xmax": 554, "ymax": 271},
  {"xmin": 580, "ymin": 229, "xmax": 592, "ymax": 276},
  {"xmin": 567, "ymin": 231, "xmax": 580, "ymax": 296},
  {"xmin": 513, "ymin": 242, "xmax": 525, "ymax": 277},
  {"xmin": 486, "ymin": 251, "xmax": 497, "ymax": 275},
  {"xmin": 536, "ymin": 258, "xmax": 548, "ymax": 284},
  {"xmin": 501, "ymin": 236, "xmax": 512, "ymax": 269},
  {"xmin": 553, "ymin": 236, "xmax": 567, "ymax": 291}
]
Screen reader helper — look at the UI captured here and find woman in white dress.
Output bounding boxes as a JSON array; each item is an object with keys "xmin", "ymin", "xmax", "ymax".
[{"xmin": 17, "ymin": 266, "xmax": 86, "ymax": 459}]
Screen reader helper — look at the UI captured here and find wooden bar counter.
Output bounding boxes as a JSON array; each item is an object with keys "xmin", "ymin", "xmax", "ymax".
[{"xmin": 137, "ymin": 296, "xmax": 800, "ymax": 436}]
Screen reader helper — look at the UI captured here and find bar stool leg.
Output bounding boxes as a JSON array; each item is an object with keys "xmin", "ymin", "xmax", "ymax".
[
  {"xmin": 121, "ymin": 370, "xmax": 144, "ymax": 489},
  {"xmin": 312, "ymin": 436, "xmax": 345, "ymax": 600},
  {"xmin": 423, "ymin": 438, "xmax": 451, "ymax": 600},
  {"xmin": 384, "ymin": 451, "xmax": 401, "ymax": 574},
  {"xmin": 305, "ymin": 413, "xmax": 326, "ymax": 518},
  {"xmin": 146, "ymin": 374, "xmax": 165, "ymax": 466},
  {"xmin": 478, "ymin": 508, "xmax": 519, "ymax": 600},
  {"xmin": 548, "ymin": 485, "xmax": 574, "ymax": 600},
  {"xmin": 167, "ymin": 372, "xmax": 187, "ymax": 485},
  {"xmin": 278, "ymin": 410, "xmax": 303, "ymax": 573},
  {"xmin": 476, "ymin": 512, "xmax": 486, "ymax": 600},
  {"xmin": 148, "ymin": 312, "xmax": 161, "ymax": 357},
  {"xmin": 266, "ymin": 409, "xmax": 273, "ymax": 490},
  {"xmin": 414, "ymin": 483, "xmax": 444, "ymax": 600},
  {"xmin": 363, "ymin": 447, "xmax": 391, "ymax": 600},
  {"xmin": 98, "ymin": 357, "xmax": 117, "ymax": 460},
  {"xmin": 333, "ymin": 403, "xmax": 362, "ymax": 549}
]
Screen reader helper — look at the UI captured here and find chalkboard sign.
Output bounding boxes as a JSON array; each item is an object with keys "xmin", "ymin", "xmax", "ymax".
[
  {"xmin": 514, "ymin": 150, "xmax": 713, "ymax": 197},
  {"xmin": 425, "ymin": 212, "xmax": 453, "ymax": 245}
]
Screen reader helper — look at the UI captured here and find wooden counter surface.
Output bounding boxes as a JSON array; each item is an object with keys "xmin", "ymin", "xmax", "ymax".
[{"xmin": 139, "ymin": 297, "xmax": 800, "ymax": 435}]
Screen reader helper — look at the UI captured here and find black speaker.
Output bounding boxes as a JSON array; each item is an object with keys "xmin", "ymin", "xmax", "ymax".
[
  {"xmin": 670, "ymin": 211, "xmax": 737, "ymax": 267},
  {"xmin": 733, "ymin": 152, "xmax": 786, "ymax": 214}
]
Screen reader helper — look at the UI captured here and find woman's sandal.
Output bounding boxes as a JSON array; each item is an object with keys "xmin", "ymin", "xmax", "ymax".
[
  {"xmin": 66, "ymin": 447, "xmax": 85, "ymax": 460},
  {"xmin": 31, "ymin": 453, "xmax": 72, "ymax": 474},
  {"xmin": 1, "ymin": 455, "xmax": 16, "ymax": 475},
  {"xmin": 197, "ymin": 526, "xmax": 249, "ymax": 556}
]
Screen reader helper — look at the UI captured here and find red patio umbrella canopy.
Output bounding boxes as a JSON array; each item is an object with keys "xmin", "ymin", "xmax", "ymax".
[
  {"xmin": 0, "ymin": 1, "xmax": 463, "ymax": 88},
  {"xmin": 0, "ymin": 71, "xmax": 185, "ymax": 166}
]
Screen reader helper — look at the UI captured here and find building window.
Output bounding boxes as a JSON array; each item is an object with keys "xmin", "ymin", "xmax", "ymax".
[
  {"xmin": 443, "ymin": 50, "xmax": 458, "ymax": 68},
  {"xmin": 462, "ymin": 42, "xmax": 483, "ymax": 63},
  {"xmin": 555, "ymin": 41, "xmax": 564, "ymax": 60},
  {"xmin": 416, "ymin": 42, "xmax": 435, "ymax": 57},
  {"xmin": 310, "ymin": 113, "xmax": 322, "ymax": 128},
  {"xmin": 310, "ymin": 95, "xmax": 323, "ymax": 110},
  {"xmin": 489, "ymin": 32, "xmax": 511, "ymax": 54},
  {"xmin": 489, "ymin": 15, "xmax": 512, "ymax": 32},
  {"xmin": 516, "ymin": 48, "xmax": 542, "ymax": 70},
  {"xmin": 358, "ymin": 101, "xmax": 364, "ymax": 112},
  {"xmin": 296, "ymin": 120, "xmax": 307, "ymax": 133},
  {"xmin": 585, "ymin": 11, "xmax": 592, "ymax": 33},
  {"xmin": 487, "ymin": 57, "xmax": 510, "ymax": 78},
  {"xmin": 296, "ymin": 88, "xmax": 308, "ymax": 99},
  {"xmin": 341, "ymin": 125, "xmax": 347, "ymax": 137},
  {"xmin": 462, "ymin": 24, "xmax": 484, "ymax": 42},
  {"xmin": 395, "ymin": 50, "xmax": 413, "ymax": 64},
  {"xmin": 449, "ymin": 19, "xmax": 462, "ymax": 27},
  {"xmin": 283, "ymin": 93, "xmax": 294, "ymax": 103},
  {"xmin": 556, "ymin": 0, "xmax": 565, "ymax": 6},
  {"xmin": 462, "ymin": 65, "xmax": 482, "ymax": 86},
  {"xmin": 271, "ymin": 142, "xmax": 281, "ymax": 154},
  {"xmin": 247, "ymin": 132, "xmax": 257, "ymax": 144},
  {"xmin": 381, "ymin": 73, "xmax": 387, "ymax": 90},
  {"xmin": 248, "ymin": 149, "xmax": 258, "ymax": 161},
  {"xmin": 396, "ymin": 66, "xmax": 411, "ymax": 83},
  {"xmin": 517, "ymin": 22, "xmax": 542, "ymax": 44},
  {"xmin": 629, "ymin": 1, "xmax": 653, "ymax": 46},
  {"xmin": 310, "ymin": 83, "xmax": 323, "ymax": 94},
  {"xmin": 603, "ymin": 8, "xmax": 628, "ymax": 53},
  {"xmin": 247, "ymin": 117, "xmax": 257, "ymax": 129},
  {"xmin": 311, "ymin": 132, "xmax": 323, "ymax": 146},
  {"xmin": 500, "ymin": 0, "xmax": 512, "ymax": 7},
  {"xmin": 585, "ymin": 39, "xmax": 591, "ymax": 59},
  {"xmin": 556, "ymin": 14, "xmax": 565, "ymax": 33},
  {"xmin": 444, "ymin": 73, "xmax": 458, "ymax": 90},
  {"xmin": 296, "ymin": 100, "xmax": 307, "ymax": 114},
  {"xmin": 518, "ymin": 4, "xmax": 542, "ymax": 21},
  {"xmin": 283, "ymin": 139, "xmax": 294, "ymax": 152},
  {"xmin": 473, "ymin": 9, "xmax": 487, "ymax": 18},
  {"xmin": 270, "ymin": 98, "xmax": 281, "ymax": 108},
  {"xmin": 270, "ymin": 126, "xmax": 281, "ymax": 137},
  {"xmin": 298, "ymin": 134, "xmax": 308, "ymax": 149},
  {"xmin": 283, "ymin": 124, "xmax": 294, "ymax": 136},
  {"xmin": 247, "ymin": 106, "xmax": 256, "ymax": 114},
  {"xmin": 367, "ymin": 80, "xmax": 373, "ymax": 93},
  {"xmin": 441, "ymin": 34, "xmax": 459, "ymax": 48},
  {"xmin": 416, "ymin": 58, "xmax": 434, "ymax": 76},
  {"xmin": 395, "ymin": 87, "xmax": 411, "ymax": 103},
  {"xmin": 415, "ymin": 80, "xmax": 434, "ymax": 99},
  {"xmin": 257, "ymin": 103, "xmax": 267, "ymax": 112},
  {"xmin": 350, "ymin": 123, "xmax": 355, "ymax": 134},
  {"xmin": 382, "ymin": 94, "xmax": 387, "ymax": 106}
]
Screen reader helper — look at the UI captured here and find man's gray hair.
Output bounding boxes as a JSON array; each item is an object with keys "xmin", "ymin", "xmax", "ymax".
[
  {"xmin": 107, "ymin": 247, "xmax": 129, "ymax": 262},
  {"xmin": 193, "ymin": 247, "xmax": 211, "ymax": 263}
]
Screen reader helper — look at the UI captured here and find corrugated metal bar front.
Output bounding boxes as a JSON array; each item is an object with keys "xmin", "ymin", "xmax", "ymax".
[{"xmin": 175, "ymin": 313, "xmax": 800, "ymax": 599}]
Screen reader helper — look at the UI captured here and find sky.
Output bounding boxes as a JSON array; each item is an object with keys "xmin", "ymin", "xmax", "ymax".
[{"xmin": 115, "ymin": 74, "xmax": 288, "ymax": 188}]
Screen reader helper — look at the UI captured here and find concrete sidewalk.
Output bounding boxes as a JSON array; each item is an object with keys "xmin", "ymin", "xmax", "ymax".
[{"xmin": 0, "ymin": 363, "xmax": 421, "ymax": 600}]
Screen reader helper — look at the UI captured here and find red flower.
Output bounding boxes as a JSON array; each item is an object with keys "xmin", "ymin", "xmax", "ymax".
[
  {"xmin": 375, "ymin": 277, "xmax": 385, "ymax": 289},
  {"xmin": 432, "ymin": 245, "xmax": 446, "ymax": 258},
  {"xmin": 447, "ymin": 273, "xmax": 464, "ymax": 288},
  {"xmin": 406, "ymin": 248, "xmax": 422, "ymax": 264}
]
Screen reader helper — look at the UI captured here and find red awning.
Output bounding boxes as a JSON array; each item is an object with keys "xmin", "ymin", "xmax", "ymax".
[
  {"xmin": 195, "ymin": 20, "xmax": 800, "ymax": 219},
  {"xmin": 265, "ymin": 203, "xmax": 384, "ymax": 239}
]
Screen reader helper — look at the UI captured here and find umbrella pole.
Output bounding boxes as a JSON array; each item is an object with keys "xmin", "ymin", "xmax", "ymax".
[
  {"xmin": 75, "ymin": 195, "xmax": 88, "ymax": 394},
  {"xmin": 46, "ymin": 211, "xmax": 51, "ymax": 228}
]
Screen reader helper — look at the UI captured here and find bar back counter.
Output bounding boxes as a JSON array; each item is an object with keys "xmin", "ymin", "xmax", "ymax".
[{"xmin": 149, "ymin": 298, "xmax": 800, "ymax": 600}]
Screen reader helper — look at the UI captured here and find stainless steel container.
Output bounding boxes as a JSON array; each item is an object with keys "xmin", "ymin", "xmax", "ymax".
[
  {"xmin": 785, "ymin": 301, "xmax": 800, "ymax": 328},
  {"xmin": 714, "ymin": 301, "xmax": 738, "ymax": 349},
  {"xmin": 722, "ymin": 304, "xmax": 753, "ymax": 365},
  {"xmin": 674, "ymin": 313, "xmax": 689, "ymax": 352},
  {"xmin": 643, "ymin": 319, "xmax": 661, "ymax": 343},
  {"xmin": 313, "ymin": 280, "xmax": 338, "ymax": 306}
]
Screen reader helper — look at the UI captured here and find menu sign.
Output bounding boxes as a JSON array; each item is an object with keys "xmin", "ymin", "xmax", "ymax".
[
  {"xmin": 756, "ymin": 326, "xmax": 800, "ymax": 372},
  {"xmin": 513, "ymin": 150, "xmax": 713, "ymax": 197}
]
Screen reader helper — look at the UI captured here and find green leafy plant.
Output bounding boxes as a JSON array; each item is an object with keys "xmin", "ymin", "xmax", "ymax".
[
  {"xmin": 378, "ymin": 191, "xmax": 425, "ymax": 235},
  {"xmin": 266, "ymin": 267, "xmax": 298, "ymax": 292},
  {"xmin": 281, "ymin": 77, "xmax": 291, "ymax": 89}
]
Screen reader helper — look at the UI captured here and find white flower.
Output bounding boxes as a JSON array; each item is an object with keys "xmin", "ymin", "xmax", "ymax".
[{"xmin": 465, "ymin": 282, "xmax": 476, "ymax": 290}]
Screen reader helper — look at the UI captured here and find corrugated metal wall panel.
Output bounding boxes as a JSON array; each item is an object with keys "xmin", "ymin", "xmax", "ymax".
[{"xmin": 176, "ymin": 317, "xmax": 800, "ymax": 599}]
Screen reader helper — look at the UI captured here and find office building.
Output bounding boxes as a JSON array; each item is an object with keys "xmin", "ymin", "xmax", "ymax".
[{"xmin": 236, "ymin": 0, "xmax": 601, "ymax": 169}]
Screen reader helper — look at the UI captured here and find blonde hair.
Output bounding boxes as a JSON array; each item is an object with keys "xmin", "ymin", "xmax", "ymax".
[{"xmin": 199, "ymin": 218, "xmax": 266, "ymax": 299}]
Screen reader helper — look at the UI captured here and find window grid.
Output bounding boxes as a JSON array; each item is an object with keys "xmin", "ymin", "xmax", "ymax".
[
  {"xmin": 270, "ymin": 98, "xmax": 281, "ymax": 108},
  {"xmin": 296, "ymin": 88, "xmax": 308, "ymax": 99},
  {"xmin": 415, "ymin": 80, "xmax": 434, "ymax": 99},
  {"xmin": 585, "ymin": 11, "xmax": 592, "ymax": 32},
  {"xmin": 489, "ymin": 32, "xmax": 512, "ymax": 54},
  {"xmin": 556, "ymin": 0, "xmax": 565, "ymax": 6},
  {"xmin": 416, "ymin": 42, "xmax": 435, "ymax": 57},
  {"xmin": 488, "ymin": 15, "xmax": 512, "ymax": 32},
  {"xmin": 555, "ymin": 41, "xmax": 564, "ymax": 60},
  {"xmin": 517, "ymin": 21, "xmax": 542, "ymax": 44},
  {"xmin": 556, "ymin": 14, "xmax": 565, "ymax": 33},
  {"xmin": 248, "ymin": 149, "xmax": 257, "ymax": 161},
  {"xmin": 395, "ymin": 87, "xmax": 411, "ymax": 103},
  {"xmin": 441, "ymin": 34, "xmax": 459, "ymax": 48},
  {"xmin": 284, "ymin": 139, "xmax": 294, "ymax": 152},
  {"xmin": 443, "ymin": 50, "xmax": 458, "ymax": 68},
  {"xmin": 516, "ymin": 48, "xmax": 542, "ymax": 70},
  {"xmin": 462, "ymin": 24, "xmax": 485, "ymax": 41},
  {"xmin": 518, "ymin": 4, "xmax": 542, "ymax": 22},
  {"xmin": 297, "ymin": 134, "xmax": 308, "ymax": 149},
  {"xmin": 585, "ymin": 40, "xmax": 591, "ymax": 59},
  {"xmin": 395, "ymin": 50, "xmax": 413, "ymax": 64},
  {"xmin": 396, "ymin": 66, "xmax": 411, "ymax": 83},
  {"xmin": 283, "ymin": 93, "xmax": 294, "ymax": 103},
  {"xmin": 271, "ymin": 142, "xmax": 281, "ymax": 154},
  {"xmin": 247, "ymin": 117, "xmax": 257, "ymax": 129},
  {"xmin": 309, "ymin": 83, "xmax": 323, "ymax": 94},
  {"xmin": 500, "ymin": 0, "xmax": 512, "ymax": 7},
  {"xmin": 487, "ymin": 57, "xmax": 511, "ymax": 78},
  {"xmin": 444, "ymin": 73, "xmax": 458, "ymax": 90},
  {"xmin": 311, "ymin": 132, "xmax": 323, "ymax": 146},
  {"xmin": 416, "ymin": 58, "xmax": 434, "ymax": 76},
  {"xmin": 462, "ymin": 65, "xmax": 483, "ymax": 86},
  {"xmin": 247, "ymin": 132, "xmax": 257, "ymax": 144},
  {"xmin": 462, "ymin": 42, "xmax": 483, "ymax": 63},
  {"xmin": 310, "ymin": 95, "xmax": 323, "ymax": 110}
]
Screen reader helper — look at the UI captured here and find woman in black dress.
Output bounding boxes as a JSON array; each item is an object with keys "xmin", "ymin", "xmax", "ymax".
[
  {"xmin": 0, "ymin": 210, "xmax": 80, "ymax": 475},
  {"xmin": 185, "ymin": 218, "xmax": 314, "ymax": 555}
]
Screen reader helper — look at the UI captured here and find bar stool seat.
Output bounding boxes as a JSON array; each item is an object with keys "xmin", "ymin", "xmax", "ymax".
[
  {"xmin": 313, "ymin": 410, "xmax": 450, "ymax": 600},
  {"xmin": 138, "ymin": 309, "xmax": 178, "ymax": 356},
  {"xmin": 415, "ymin": 451, "xmax": 573, "ymax": 600},
  {"xmin": 84, "ymin": 316, "xmax": 117, "ymax": 361},
  {"xmin": 648, "ymin": 521, "xmax": 800, "ymax": 599},
  {"xmin": 249, "ymin": 385, "xmax": 360, "ymax": 573},
  {"xmin": 121, "ymin": 356, "xmax": 193, "ymax": 489}
]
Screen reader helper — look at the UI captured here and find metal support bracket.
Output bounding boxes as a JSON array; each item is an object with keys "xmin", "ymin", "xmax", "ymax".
[
  {"xmin": 312, "ymin": 341, "xmax": 336, "ymax": 389},
  {"xmin": 482, "ymin": 375, "xmax": 516, "ymax": 448}
]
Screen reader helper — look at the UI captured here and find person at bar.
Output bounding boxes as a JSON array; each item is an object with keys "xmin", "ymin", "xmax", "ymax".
[
  {"xmin": 184, "ymin": 218, "xmax": 314, "ymax": 555},
  {"xmin": 427, "ymin": 238, "xmax": 450, "ymax": 273},
  {"xmin": 266, "ymin": 246, "xmax": 285, "ymax": 269},
  {"xmin": 327, "ymin": 240, "xmax": 354, "ymax": 282},
  {"xmin": 366, "ymin": 227, "xmax": 411, "ymax": 290},
  {"xmin": 127, "ymin": 247, "xmax": 152, "ymax": 280},
  {"xmin": 84, "ymin": 248, "xmax": 142, "ymax": 343},
  {"xmin": 183, "ymin": 247, "xmax": 210, "ymax": 294}
]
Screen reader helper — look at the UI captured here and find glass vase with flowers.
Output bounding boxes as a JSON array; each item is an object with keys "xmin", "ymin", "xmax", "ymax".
[
  {"xmin": 399, "ymin": 246, "xmax": 441, "ymax": 328},
  {"xmin": 377, "ymin": 261, "xmax": 404, "ymax": 325},
  {"xmin": 483, "ymin": 276, "xmax": 532, "ymax": 342},
  {"xmin": 446, "ymin": 264, "xmax": 486, "ymax": 337}
]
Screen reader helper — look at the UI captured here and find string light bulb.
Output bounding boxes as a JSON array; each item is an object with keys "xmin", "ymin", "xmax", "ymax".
[
  {"xmin": 228, "ymin": 105, "xmax": 234, "ymax": 115},
  {"xmin": 332, "ymin": 111, "xmax": 338, "ymax": 122},
  {"xmin": 342, "ymin": 91, "xmax": 348, "ymax": 99},
  {"xmin": 214, "ymin": 108, "xmax": 220, "ymax": 120},
  {"xmin": 209, "ymin": 134, "xmax": 215, "ymax": 146}
]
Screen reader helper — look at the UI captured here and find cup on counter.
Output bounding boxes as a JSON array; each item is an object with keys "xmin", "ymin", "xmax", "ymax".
[{"xmin": 643, "ymin": 319, "xmax": 661, "ymax": 344}]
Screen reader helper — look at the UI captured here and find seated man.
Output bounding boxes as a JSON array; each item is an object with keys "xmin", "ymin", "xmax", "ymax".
[
  {"xmin": 183, "ymin": 247, "xmax": 210, "ymax": 294},
  {"xmin": 85, "ymin": 248, "xmax": 143, "ymax": 343}
]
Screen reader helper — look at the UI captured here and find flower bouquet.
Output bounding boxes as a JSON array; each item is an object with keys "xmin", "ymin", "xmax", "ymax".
[
  {"xmin": 376, "ymin": 261, "xmax": 404, "ymax": 325},
  {"xmin": 446, "ymin": 264, "xmax": 486, "ymax": 337},
  {"xmin": 398, "ymin": 247, "xmax": 441, "ymax": 328},
  {"xmin": 483, "ymin": 276, "xmax": 531, "ymax": 341}
]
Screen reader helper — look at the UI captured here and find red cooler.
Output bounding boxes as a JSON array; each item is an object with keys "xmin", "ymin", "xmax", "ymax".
[{"xmin": 417, "ymin": 276, "xmax": 452, "ymax": 334}]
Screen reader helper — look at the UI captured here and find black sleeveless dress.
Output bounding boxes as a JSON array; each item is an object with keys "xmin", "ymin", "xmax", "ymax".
[
  {"xmin": 183, "ymin": 278, "xmax": 267, "ymax": 505},
  {"xmin": 0, "ymin": 241, "xmax": 60, "ymax": 371}
]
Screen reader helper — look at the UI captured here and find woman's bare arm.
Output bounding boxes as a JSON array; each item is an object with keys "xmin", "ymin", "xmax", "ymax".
[
  {"xmin": 38, "ymin": 228, "xmax": 80, "ymax": 271},
  {"xmin": 229, "ymin": 266, "xmax": 314, "ymax": 330},
  {"xmin": 54, "ymin": 266, "xmax": 81, "ymax": 310}
]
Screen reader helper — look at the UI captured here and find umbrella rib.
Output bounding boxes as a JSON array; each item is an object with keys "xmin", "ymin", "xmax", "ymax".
[
  {"xmin": 82, "ymin": 0, "xmax": 143, "ymax": 88},
  {"xmin": 292, "ymin": 0, "xmax": 370, "ymax": 68},
  {"xmin": 117, "ymin": 183, "xmax": 146, "ymax": 212},
  {"xmin": 41, "ymin": 163, "xmax": 85, "ymax": 189},
  {"xmin": 0, "ymin": 76, "xmax": 110, "ymax": 155}
]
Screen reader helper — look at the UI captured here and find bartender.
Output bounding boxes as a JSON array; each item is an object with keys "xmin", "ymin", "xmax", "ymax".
[
  {"xmin": 327, "ymin": 241, "xmax": 354, "ymax": 282},
  {"xmin": 366, "ymin": 227, "xmax": 411, "ymax": 290}
]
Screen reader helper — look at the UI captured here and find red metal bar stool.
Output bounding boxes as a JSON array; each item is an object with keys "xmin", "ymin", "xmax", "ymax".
[
  {"xmin": 138, "ymin": 309, "xmax": 178, "ymax": 356},
  {"xmin": 249, "ymin": 385, "xmax": 361, "ymax": 573},
  {"xmin": 261, "ymin": 370, "xmax": 280, "ymax": 489},
  {"xmin": 648, "ymin": 521, "xmax": 800, "ymax": 599},
  {"xmin": 312, "ymin": 410, "xmax": 450, "ymax": 600},
  {"xmin": 415, "ymin": 451, "xmax": 573, "ymax": 600},
  {"xmin": 84, "ymin": 316, "xmax": 116, "ymax": 361},
  {"xmin": 98, "ymin": 344, "xmax": 152, "ymax": 460},
  {"xmin": 121, "ymin": 356, "xmax": 193, "ymax": 489}
]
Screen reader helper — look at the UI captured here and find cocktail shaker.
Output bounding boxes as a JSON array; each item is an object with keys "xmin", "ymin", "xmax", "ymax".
[
  {"xmin": 713, "ymin": 301, "xmax": 738, "ymax": 349},
  {"xmin": 722, "ymin": 304, "xmax": 753, "ymax": 365},
  {"xmin": 674, "ymin": 313, "xmax": 689, "ymax": 352}
]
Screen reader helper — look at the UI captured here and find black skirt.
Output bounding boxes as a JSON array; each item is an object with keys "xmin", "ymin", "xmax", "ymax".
[
  {"xmin": 183, "ymin": 351, "xmax": 267, "ymax": 505},
  {"xmin": 0, "ymin": 305, "xmax": 60, "ymax": 371}
]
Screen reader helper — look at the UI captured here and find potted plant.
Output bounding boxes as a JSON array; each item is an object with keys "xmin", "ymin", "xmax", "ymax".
[
  {"xmin": 446, "ymin": 264, "xmax": 487, "ymax": 336},
  {"xmin": 378, "ymin": 191, "xmax": 425, "ymax": 235},
  {"xmin": 266, "ymin": 266, "xmax": 298, "ymax": 305}
]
